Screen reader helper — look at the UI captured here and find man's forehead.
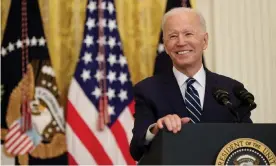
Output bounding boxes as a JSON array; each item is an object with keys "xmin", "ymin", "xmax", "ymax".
[
  {"xmin": 164, "ymin": 18, "xmax": 200, "ymax": 32},
  {"xmin": 166, "ymin": 26, "xmax": 195, "ymax": 33}
]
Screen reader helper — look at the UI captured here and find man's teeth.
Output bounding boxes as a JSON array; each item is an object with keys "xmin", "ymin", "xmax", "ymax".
[{"xmin": 177, "ymin": 51, "xmax": 190, "ymax": 54}]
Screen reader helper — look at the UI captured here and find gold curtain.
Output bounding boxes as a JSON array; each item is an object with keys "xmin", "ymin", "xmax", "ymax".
[
  {"xmin": 115, "ymin": 0, "xmax": 166, "ymax": 84},
  {"xmin": 37, "ymin": 0, "xmax": 88, "ymax": 105},
  {"xmin": 1, "ymin": 0, "xmax": 11, "ymax": 41},
  {"xmin": 1, "ymin": 0, "xmax": 169, "ymax": 104}
]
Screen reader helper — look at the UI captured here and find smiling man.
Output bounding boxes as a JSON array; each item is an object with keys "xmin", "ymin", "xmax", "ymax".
[
  {"xmin": 130, "ymin": 7, "xmax": 252, "ymax": 161},
  {"xmin": 162, "ymin": 8, "xmax": 207, "ymax": 77}
]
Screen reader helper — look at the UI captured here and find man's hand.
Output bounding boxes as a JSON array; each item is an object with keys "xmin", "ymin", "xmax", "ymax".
[{"xmin": 150, "ymin": 114, "xmax": 190, "ymax": 135}]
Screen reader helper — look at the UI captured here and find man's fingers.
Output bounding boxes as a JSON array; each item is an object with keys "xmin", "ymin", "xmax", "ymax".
[
  {"xmin": 156, "ymin": 115, "xmax": 190, "ymax": 134},
  {"xmin": 181, "ymin": 117, "xmax": 191, "ymax": 124},
  {"xmin": 168, "ymin": 115, "xmax": 177, "ymax": 132},
  {"xmin": 157, "ymin": 119, "xmax": 163, "ymax": 129},
  {"xmin": 164, "ymin": 117, "xmax": 172, "ymax": 131},
  {"xmin": 172, "ymin": 114, "xmax": 181, "ymax": 132}
]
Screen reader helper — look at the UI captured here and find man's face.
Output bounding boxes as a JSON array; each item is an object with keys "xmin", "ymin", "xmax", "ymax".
[{"xmin": 163, "ymin": 11, "xmax": 208, "ymax": 70}]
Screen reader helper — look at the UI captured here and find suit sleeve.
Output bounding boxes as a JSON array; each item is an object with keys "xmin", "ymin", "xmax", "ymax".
[{"xmin": 129, "ymin": 83, "xmax": 157, "ymax": 161}]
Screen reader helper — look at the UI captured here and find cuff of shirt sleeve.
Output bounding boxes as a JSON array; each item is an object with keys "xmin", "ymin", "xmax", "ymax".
[{"xmin": 144, "ymin": 123, "xmax": 156, "ymax": 145}]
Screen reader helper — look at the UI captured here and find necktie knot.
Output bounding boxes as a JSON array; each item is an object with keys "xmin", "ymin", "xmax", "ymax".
[{"xmin": 186, "ymin": 78, "xmax": 196, "ymax": 88}]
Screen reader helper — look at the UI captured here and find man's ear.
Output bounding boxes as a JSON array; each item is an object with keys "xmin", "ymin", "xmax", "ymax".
[{"xmin": 203, "ymin": 33, "xmax": 208, "ymax": 50}]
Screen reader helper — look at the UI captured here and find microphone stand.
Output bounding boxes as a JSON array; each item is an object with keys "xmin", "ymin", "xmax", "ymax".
[{"xmin": 225, "ymin": 102, "xmax": 241, "ymax": 123}]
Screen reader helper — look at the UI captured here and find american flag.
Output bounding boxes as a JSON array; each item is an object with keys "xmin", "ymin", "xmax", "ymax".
[
  {"xmin": 4, "ymin": 119, "xmax": 41, "ymax": 156},
  {"xmin": 66, "ymin": 0, "xmax": 135, "ymax": 165}
]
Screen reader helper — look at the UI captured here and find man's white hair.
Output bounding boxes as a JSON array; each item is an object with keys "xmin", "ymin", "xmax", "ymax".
[{"xmin": 161, "ymin": 7, "xmax": 206, "ymax": 32}]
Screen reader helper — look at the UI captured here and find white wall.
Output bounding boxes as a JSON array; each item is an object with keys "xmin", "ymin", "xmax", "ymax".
[{"xmin": 196, "ymin": 0, "xmax": 276, "ymax": 123}]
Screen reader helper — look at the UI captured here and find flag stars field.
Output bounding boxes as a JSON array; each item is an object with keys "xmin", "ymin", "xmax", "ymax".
[
  {"xmin": 81, "ymin": 69, "xmax": 91, "ymax": 82},
  {"xmin": 107, "ymin": 71, "xmax": 117, "ymax": 83},
  {"xmin": 91, "ymin": 86, "xmax": 101, "ymax": 99},
  {"xmin": 107, "ymin": 54, "xmax": 117, "ymax": 66},
  {"xmin": 87, "ymin": 1, "xmax": 97, "ymax": 13},
  {"xmin": 82, "ymin": 52, "xmax": 93, "ymax": 65},
  {"xmin": 86, "ymin": 18, "xmax": 96, "ymax": 30},
  {"xmin": 84, "ymin": 35, "xmax": 94, "ymax": 47}
]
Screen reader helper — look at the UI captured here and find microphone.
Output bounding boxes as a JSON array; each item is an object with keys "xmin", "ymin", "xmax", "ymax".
[
  {"xmin": 233, "ymin": 86, "xmax": 257, "ymax": 122},
  {"xmin": 233, "ymin": 86, "xmax": 256, "ymax": 107},
  {"xmin": 213, "ymin": 88, "xmax": 240, "ymax": 123},
  {"xmin": 213, "ymin": 89, "xmax": 232, "ymax": 107}
]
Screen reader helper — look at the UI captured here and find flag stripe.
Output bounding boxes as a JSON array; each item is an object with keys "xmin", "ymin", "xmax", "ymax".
[
  {"xmin": 4, "ymin": 120, "xmax": 40, "ymax": 156},
  {"xmin": 68, "ymin": 78, "xmax": 127, "ymax": 164},
  {"xmin": 15, "ymin": 140, "xmax": 33, "ymax": 155},
  {"xmin": 68, "ymin": 151, "xmax": 79, "ymax": 165},
  {"xmin": 66, "ymin": 124, "xmax": 96, "ymax": 165},
  {"xmin": 12, "ymin": 137, "xmax": 31, "ymax": 155},
  {"xmin": 5, "ymin": 123, "xmax": 20, "ymax": 140},
  {"xmin": 19, "ymin": 142, "xmax": 34, "ymax": 155},
  {"xmin": 118, "ymin": 107, "xmax": 134, "ymax": 143},
  {"xmin": 7, "ymin": 134, "xmax": 27, "ymax": 153},
  {"xmin": 5, "ymin": 132, "xmax": 21, "ymax": 149},
  {"xmin": 7, "ymin": 121, "xmax": 19, "ymax": 131},
  {"xmin": 111, "ymin": 119, "xmax": 136, "ymax": 165},
  {"xmin": 67, "ymin": 100, "xmax": 113, "ymax": 165}
]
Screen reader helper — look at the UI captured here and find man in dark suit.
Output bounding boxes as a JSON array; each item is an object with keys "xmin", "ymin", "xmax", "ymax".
[{"xmin": 130, "ymin": 7, "xmax": 252, "ymax": 161}]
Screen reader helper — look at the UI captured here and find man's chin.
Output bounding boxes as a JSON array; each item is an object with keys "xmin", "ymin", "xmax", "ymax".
[{"xmin": 174, "ymin": 59, "xmax": 193, "ymax": 67}]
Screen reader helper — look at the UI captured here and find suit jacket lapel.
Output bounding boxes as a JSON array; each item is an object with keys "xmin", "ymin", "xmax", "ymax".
[{"xmin": 161, "ymin": 70, "xmax": 189, "ymax": 117}]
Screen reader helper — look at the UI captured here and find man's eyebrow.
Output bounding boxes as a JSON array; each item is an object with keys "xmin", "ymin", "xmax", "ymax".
[{"xmin": 166, "ymin": 30, "xmax": 178, "ymax": 35}]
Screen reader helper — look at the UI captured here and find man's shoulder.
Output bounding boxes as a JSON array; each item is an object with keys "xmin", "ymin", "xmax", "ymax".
[
  {"xmin": 208, "ymin": 70, "xmax": 243, "ymax": 86},
  {"xmin": 135, "ymin": 74, "xmax": 164, "ymax": 89}
]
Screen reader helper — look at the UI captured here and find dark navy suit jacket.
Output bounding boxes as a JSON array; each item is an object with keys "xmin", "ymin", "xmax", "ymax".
[{"xmin": 129, "ymin": 68, "xmax": 252, "ymax": 161}]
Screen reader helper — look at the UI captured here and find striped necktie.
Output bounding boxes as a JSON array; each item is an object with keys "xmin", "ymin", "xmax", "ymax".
[{"xmin": 184, "ymin": 78, "xmax": 202, "ymax": 123}]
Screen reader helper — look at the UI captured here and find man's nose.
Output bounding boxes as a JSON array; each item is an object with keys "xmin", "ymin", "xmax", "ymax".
[{"xmin": 176, "ymin": 35, "xmax": 187, "ymax": 46}]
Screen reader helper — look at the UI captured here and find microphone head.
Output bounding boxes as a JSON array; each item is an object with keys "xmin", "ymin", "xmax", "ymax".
[
  {"xmin": 233, "ymin": 85, "xmax": 255, "ymax": 105},
  {"xmin": 212, "ymin": 88, "xmax": 231, "ymax": 106},
  {"xmin": 213, "ymin": 88, "xmax": 238, "ymax": 122}
]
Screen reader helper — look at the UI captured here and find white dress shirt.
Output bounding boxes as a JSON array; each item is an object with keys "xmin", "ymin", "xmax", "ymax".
[{"xmin": 144, "ymin": 65, "xmax": 206, "ymax": 144}]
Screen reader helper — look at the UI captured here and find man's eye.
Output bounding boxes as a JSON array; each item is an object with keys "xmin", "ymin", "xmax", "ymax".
[
  {"xmin": 186, "ymin": 33, "xmax": 193, "ymax": 36},
  {"xmin": 170, "ymin": 35, "xmax": 177, "ymax": 39}
]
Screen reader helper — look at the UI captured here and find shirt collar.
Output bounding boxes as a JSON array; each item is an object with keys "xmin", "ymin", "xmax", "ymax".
[{"xmin": 173, "ymin": 65, "xmax": 206, "ymax": 88}]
